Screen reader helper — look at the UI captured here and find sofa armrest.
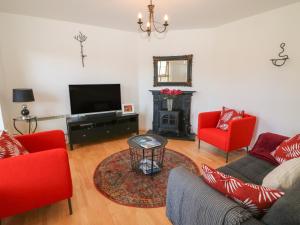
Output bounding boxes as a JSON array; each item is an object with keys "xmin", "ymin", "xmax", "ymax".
[
  {"xmin": 15, "ymin": 130, "xmax": 66, "ymax": 153},
  {"xmin": 166, "ymin": 167, "xmax": 263, "ymax": 225},
  {"xmin": 0, "ymin": 148, "xmax": 72, "ymax": 218},
  {"xmin": 227, "ymin": 116, "xmax": 256, "ymax": 150},
  {"xmin": 198, "ymin": 111, "xmax": 221, "ymax": 130}
]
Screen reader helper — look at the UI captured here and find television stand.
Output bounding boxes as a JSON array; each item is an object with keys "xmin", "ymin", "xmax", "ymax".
[{"xmin": 66, "ymin": 112, "xmax": 139, "ymax": 150}]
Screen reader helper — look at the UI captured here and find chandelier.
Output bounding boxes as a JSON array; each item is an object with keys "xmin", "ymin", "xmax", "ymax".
[{"xmin": 137, "ymin": 0, "xmax": 169, "ymax": 36}]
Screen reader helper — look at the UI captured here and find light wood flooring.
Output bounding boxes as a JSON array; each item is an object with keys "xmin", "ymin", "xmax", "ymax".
[{"xmin": 3, "ymin": 134, "xmax": 246, "ymax": 225}]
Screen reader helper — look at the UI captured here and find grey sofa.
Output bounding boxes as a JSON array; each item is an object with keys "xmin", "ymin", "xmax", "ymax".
[{"xmin": 166, "ymin": 133, "xmax": 300, "ymax": 225}]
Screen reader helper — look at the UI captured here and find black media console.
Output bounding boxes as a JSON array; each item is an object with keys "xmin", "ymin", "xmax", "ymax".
[{"xmin": 66, "ymin": 112, "xmax": 139, "ymax": 150}]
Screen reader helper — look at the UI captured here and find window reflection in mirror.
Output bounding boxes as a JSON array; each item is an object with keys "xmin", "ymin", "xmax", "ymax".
[
  {"xmin": 153, "ymin": 55, "xmax": 193, "ymax": 87},
  {"xmin": 157, "ymin": 60, "xmax": 188, "ymax": 82}
]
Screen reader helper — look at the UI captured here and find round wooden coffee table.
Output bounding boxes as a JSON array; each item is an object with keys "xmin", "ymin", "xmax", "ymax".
[{"xmin": 128, "ymin": 134, "xmax": 168, "ymax": 175}]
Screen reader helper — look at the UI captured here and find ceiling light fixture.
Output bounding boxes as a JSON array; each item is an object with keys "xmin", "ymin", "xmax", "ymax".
[{"xmin": 137, "ymin": 0, "xmax": 169, "ymax": 36}]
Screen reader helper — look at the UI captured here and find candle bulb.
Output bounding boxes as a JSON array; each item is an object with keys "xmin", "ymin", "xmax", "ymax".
[
  {"xmin": 164, "ymin": 15, "xmax": 168, "ymax": 22},
  {"xmin": 147, "ymin": 22, "xmax": 150, "ymax": 28},
  {"xmin": 138, "ymin": 13, "xmax": 142, "ymax": 20}
]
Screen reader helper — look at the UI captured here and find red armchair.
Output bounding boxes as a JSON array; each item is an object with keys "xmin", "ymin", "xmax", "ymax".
[
  {"xmin": 0, "ymin": 130, "xmax": 73, "ymax": 222},
  {"xmin": 198, "ymin": 111, "xmax": 256, "ymax": 162}
]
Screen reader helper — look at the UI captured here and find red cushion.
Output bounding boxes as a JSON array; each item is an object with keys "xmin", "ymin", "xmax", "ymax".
[
  {"xmin": 217, "ymin": 107, "xmax": 244, "ymax": 131},
  {"xmin": 271, "ymin": 134, "xmax": 300, "ymax": 164},
  {"xmin": 198, "ymin": 128, "xmax": 229, "ymax": 150},
  {"xmin": 202, "ymin": 164, "xmax": 284, "ymax": 217},
  {"xmin": 249, "ymin": 132, "xmax": 288, "ymax": 165},
  {"xmin": 0, "ymin": 131, "xmax": 29, "ymax": 159}
]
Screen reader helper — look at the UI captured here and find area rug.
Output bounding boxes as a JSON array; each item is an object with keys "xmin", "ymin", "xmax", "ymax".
[{"xmin": 93, "ymin": 149, "xmax": 200, "ymax": 208}]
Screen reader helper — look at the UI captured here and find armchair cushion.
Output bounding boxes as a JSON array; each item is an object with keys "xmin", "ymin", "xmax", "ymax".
[
  {"xmin": 217, "ymin": 107, "xmax": 244, "ymax": 131},
  {"xmin": 0, "ymin": 130, "xmax": 28, "ymax": 159}
]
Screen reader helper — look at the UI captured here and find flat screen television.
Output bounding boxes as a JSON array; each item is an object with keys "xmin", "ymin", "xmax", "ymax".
[{"xmin": 69, "ymin": 84, "xmax": 121, "ymax": 115}]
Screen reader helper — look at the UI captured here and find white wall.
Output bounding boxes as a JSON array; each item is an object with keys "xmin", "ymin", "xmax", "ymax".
[
  {"xmin": 0, "ymin": 49, "xmax": 8, "ymax": 130},
  {"xmin": 0, "ymin": 106, "xmax": 4, "ymax": 130},
  {"xmin": 0, "ymin": 13, "xmax": 139, "ymax": 133},
  {"xmin": 0, "ymin": 3, "xmax": 299, "ymax": 137},
  {"xmin": 137, "ymin": 3, "xmax": 300, "ymax": 138}
]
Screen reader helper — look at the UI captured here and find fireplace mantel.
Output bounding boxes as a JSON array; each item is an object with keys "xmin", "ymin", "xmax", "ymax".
[{"xmin": 149, "ymin": 90, "xmax": 196, "ymax": 141}]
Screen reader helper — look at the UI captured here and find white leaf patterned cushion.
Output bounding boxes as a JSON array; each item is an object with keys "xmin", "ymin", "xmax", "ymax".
[
  {"xmin": 216, "ymin": 107, "xmax": 244, "ymax": 131},
  {"xmin": 0, "ymin": 130, "xmax": 29, "ymax": 159},
  {"xmin": 271, "ymin": 134, "xmax": 300, "ymax": 164},
  {"xmin": 202, "ymin": 164, "xmax": 284, "ymax": 217}
]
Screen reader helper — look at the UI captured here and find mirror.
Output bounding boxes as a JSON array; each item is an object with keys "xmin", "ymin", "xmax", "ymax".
[{"xmin": 153, "ymin": 55, "xmax": 193, "ymax": 87}]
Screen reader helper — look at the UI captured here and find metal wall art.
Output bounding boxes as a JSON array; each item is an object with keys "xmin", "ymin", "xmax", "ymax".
[
  {"xmin": 74, "ymin": 32, "xmax": 87, "ymax": 67},
  {"xmin": 270, "ymin": 43, "xmax": 289, "ymax": 67}
]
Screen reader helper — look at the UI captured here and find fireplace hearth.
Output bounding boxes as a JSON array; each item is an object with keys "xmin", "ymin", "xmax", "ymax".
[{"xmin": 149, "ymin": 90, "xmax": 196, "ymax": 141}]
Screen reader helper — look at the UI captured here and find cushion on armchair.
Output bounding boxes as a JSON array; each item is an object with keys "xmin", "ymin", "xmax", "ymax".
[
  {"xmin": 217, "ymin": 107, "xmax": 244, "ymax": 131},
  {"xmin": 0, "ymin": 131, "xmax": 28, "ymax": 159}
]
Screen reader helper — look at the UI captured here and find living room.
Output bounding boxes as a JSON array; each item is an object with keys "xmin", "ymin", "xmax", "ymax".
[{"xmin": 0, "ymin": 0, "xmax": 299, "ymax": 225}]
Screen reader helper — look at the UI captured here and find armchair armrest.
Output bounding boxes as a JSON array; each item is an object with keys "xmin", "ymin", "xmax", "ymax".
[
  {"xmin": 227, "ymin": 116, "xmax": 256, "ymax": 150},
  {"xmin": 166, "ymin": 167, "xmax": 262, "ymax": 225},
  {"xmin": 15, "ymin": 130, "xmax": 66, "ymax": 153},
  {"xmin": 0, "ymin": 149, "xmax": 72, "ymax": 218},
  {"xmin": 198, "ymin": 111, "xmax": 221, "ymax": 130}
]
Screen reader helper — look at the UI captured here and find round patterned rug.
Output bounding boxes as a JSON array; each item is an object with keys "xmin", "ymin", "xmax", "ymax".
[{"xmin": 93, "ymin": 149, "xmax": 200, "ymax": 208}]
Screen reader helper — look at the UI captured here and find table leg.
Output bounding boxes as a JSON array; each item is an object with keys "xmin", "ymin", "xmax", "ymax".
[
  {"xmin": 151, "ymin": 149, "xmax": 154, "ymax": 177},
  {"xmin": 32, "ymin": 118, "xmax": 38, "ymax": 133},
  {"xmin": 13, "ymin": 120, "xmax": 23, "ymax": 135}
]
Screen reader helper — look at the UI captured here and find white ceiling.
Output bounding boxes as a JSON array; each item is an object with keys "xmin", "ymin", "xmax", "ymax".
[{"xmin": 0, "ymin": 0, "xmax": 299, "ymax": 31}]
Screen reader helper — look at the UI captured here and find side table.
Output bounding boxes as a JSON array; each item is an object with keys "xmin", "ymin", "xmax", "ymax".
[
  {"xmin": 128, "ymin": 134, "xmax": 168, "ymax": 175},
  {"xmin": 13, "ymin": 116, "xmax": 38, "ymax": 135}
]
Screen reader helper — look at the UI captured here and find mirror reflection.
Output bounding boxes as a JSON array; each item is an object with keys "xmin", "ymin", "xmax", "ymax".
[
  {"xmin": 157, "ymin": 60, "xmax": 188, "ymax": 82},
  {"xmin": 153, "ymin": 55, "xmax": 193, "ymax": 87}
]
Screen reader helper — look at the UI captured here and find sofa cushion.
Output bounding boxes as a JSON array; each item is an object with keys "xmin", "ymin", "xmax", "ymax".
[
  {"xmin": 271, "ymin": 134, "xmax": 300, "ymax": 164},
  {"xmin": 249, "ymin": 132, "xmax": 288, "ymax": 165},
  {"xmin": 198, "ymin": 128, "xmax": 229, "ymax": 150},
  {"xmin": 202, "ymin": 164, "xmax": 284, "ymax": 217},
  {"xmin": 219, "ymin": 155, "xmax": 275, "ymax": 184},
  {"xmin": 262, "ymin": 157, "xmax": 300, "ymax": 191},
  {"xmin": 262, "ymin": 180, "xmax": 300, "ymax": 225},
  {"xmin": 0, "ymin": 130, "xmax": 28, "ymax": 159}
]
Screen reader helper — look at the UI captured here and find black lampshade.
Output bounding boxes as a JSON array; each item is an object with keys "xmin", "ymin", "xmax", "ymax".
[{"xmin": 13, "ymin": 89, "xmax": 35, "ymax": 102}]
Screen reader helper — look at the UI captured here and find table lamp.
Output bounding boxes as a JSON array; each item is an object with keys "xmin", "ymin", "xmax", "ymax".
[{"xmin": 13, "ymin": 89, "xmax": 35, "ymax": 118}]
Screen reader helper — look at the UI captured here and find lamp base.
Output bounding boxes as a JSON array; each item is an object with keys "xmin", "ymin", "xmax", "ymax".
[{"xmin": 21, "ymin": 105, "xmax": 30, "ymax": 117}]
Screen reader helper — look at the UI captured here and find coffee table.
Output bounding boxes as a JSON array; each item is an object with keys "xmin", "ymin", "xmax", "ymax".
[{"xmin": 128, "ymin": 134, "xmax": 168, "ymax": 175}]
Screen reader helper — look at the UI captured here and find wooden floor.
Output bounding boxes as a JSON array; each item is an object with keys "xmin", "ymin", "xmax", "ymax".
[{"xmin": 3, "ymin": 134, "xmax": 246, "ymax": 225}]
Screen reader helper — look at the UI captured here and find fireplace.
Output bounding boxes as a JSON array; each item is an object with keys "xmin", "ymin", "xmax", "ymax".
[
  {"xmin": 159, "ymin": 111, "xmax": 180, "ymax": 135},
  {"xmin": 149, "ymin": 90, "xmax": 195, "ymax": 141}
]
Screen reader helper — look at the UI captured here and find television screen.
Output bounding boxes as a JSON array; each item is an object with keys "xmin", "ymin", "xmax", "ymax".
[{"xmin": 69, "ymin": 84, "xmax": 121, "ymax": 115}]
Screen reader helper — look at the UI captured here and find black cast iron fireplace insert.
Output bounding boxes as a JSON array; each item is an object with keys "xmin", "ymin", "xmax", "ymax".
[{"xmin": 149, "ymin": 90, "xmax": 196, "ymax": 141}]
